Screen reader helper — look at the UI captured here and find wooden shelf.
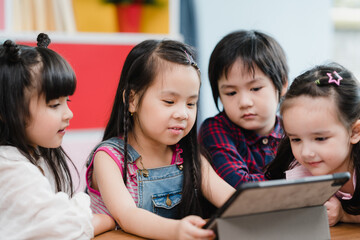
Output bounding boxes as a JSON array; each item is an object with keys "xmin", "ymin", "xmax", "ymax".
[
  {"xmin": 0, "ymin": 0, "xmax": 182, "ymax": 130},
  {"xmin": 0, "ymin": 0, "xmax": 181, "ymax": 44},
  {"xmin": 0, "ymin": 31, "xmax": 183, "ymax": 44}
]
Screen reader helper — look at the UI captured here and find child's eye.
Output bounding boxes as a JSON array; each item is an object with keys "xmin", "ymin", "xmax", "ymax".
[
  {"xmin": 187, "ymin": 102, "xmax": 197, "ymax": 107},
  {"xmin": 289, "ymin": 138, "xmax": 301, "ymax": 143},
  {"xmin": 163, "ymin": 100, "xmax": 174, "ymax": 104},
  {"xmin": 225, "ymin": 91, "xmax": 236, "ymax": 96},
  {"xmin": 251, "ymin": 87, "xmax": 262, "ymax": 92},
  {"xmin": 315, "ymin": 137, "xmax": 328, "ymax": 141},
  {"xmin": 48, "ymin": 99, "xmax": 60, "ymax": 108},
  {"xmin": 49, "ymin": 103, "xmax": 60, "ymax": 108}
]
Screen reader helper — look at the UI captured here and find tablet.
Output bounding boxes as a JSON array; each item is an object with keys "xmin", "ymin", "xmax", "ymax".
[{"xmin": 204, "ymin": 172, "xmax": 351, "ymax": 230}]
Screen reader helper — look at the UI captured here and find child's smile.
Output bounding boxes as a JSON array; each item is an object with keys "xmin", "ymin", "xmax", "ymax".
[
  {"xmin": 306, "ymin": 160, "xmax": 324, "ymax": 167},
  {"xmin": 168, "ymin": 125, "xmax": 185, "ymax": 135}
]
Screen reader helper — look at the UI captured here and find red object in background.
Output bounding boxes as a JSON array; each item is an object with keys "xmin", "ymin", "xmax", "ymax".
[
  {"xmin": 18, "ymin": 41, "xmax": 134, "ymax": 129},
  {"xmin": 0, "ymin": 0, "xmax": 4, "ymax": 30},
  {"xmin": 116, "ymin": 4, "xmax": 142, "ymax": 32}
]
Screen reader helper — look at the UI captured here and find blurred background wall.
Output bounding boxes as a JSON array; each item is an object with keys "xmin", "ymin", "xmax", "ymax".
[{"xmin": 194, "ymin": 0, "xmax": 333, "ymax": 122}]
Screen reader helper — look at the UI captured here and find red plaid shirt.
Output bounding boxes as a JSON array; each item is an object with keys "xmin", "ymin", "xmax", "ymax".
[{"xmin": 198, "ymin": 111, "xmax": 283, "ymax": 188}]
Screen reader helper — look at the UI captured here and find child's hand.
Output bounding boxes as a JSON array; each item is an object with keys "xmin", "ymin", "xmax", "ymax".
[
  {"xmin": 325, "ymin": 196, "xmax": 344, "ymax": 226},
  {"xmin": 176, "ymin": 215, "xmax": 215, "ymax": 240}
]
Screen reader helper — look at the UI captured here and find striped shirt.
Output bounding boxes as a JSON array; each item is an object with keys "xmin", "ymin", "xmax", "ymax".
[{"xmin": 85, "ymin": 144, "xmax": 184, "ymax": 217}]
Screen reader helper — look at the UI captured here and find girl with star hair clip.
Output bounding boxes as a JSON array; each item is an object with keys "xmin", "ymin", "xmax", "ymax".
[{"xmin": 265, "ymin": 62, "xmax": 360, "ymax": 226}]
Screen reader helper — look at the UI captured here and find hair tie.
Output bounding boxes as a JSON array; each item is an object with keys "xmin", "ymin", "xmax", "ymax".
[
  {"xmin": 184, "ymin": 50, "xmax": 200, "ymax": 72},
  {"xmin": 327, "ymin": 71, "xmax": 343, "ymax": 86},
  {"xmin": 37, "ymin": 33, "xmax": 51, "ymax": 48},
  {"xmin": 3, "ymin": 40, "xmax": 21, "ymax": 63}
]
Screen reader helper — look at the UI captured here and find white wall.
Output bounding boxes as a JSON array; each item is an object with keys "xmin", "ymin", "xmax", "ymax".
[{"xmin": 194, "ymin": 0, "xmax": 334, "ymax": 122}]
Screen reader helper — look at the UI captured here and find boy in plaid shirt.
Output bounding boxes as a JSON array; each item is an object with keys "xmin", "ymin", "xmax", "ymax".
[{"xmin": 199, "ymin": 30, "xmax": 289, "ymax": 188}]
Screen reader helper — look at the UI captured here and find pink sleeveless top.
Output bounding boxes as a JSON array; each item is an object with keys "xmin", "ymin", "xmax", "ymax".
[{"xmin": 85, "ymin": 144, "xmax": 184, "ymax": 217}]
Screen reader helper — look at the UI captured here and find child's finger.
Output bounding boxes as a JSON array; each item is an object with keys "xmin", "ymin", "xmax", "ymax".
[
  {"xmin": 188, "ymin": 227, "xmax": 215, "ymax": 239},
  {"xmin": 187, "ymin": 215, "xmax": 207, "ymax": 227},
  {"xmin": 183, "ymin": 216, "xmax": 215, "ymax": 239},
  {"xmin": 325, "ymin": 196, "xmax": 339, "ymax": 210}
]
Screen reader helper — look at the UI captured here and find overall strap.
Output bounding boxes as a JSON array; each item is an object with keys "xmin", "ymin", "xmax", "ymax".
[{"xmin": 87, "ymin": 137, "xmax": 140, "ymax": 166}]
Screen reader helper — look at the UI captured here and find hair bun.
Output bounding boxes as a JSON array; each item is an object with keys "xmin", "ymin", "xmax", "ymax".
[
  {"xmin": 37, "ymin": 33, "xmax": 51, "ymax": 48},
  {"xmin": 3, "ymin": 40, "xmax": 21, "ymax": 63}
]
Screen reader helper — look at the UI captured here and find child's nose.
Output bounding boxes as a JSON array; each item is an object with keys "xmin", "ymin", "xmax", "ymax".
[
  {"xmin": 300, "ymin": 144, "xmax": 315, "ymax": 158},
  {"xmin": 63, "ymin": 105, "xmax": 73, "ymax": 121},
  {"xmin": 238, "ymin": 93, "xmax": 253, "ymax": 108},
  {"xmin": 173, "ymin": 106, "xmax": 189, "ymax": 120}
]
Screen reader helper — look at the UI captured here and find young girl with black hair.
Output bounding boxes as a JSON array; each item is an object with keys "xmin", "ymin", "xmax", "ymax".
[
  {"xmin": 0, "ymin": 33, "xmax": 114, "ymax": 238},
  {"xmin": 86, "ymin": 39, "xmax": 235, "ymax": 239},
  {"xmin": 265, "ymin": 63, "xmax": 360, "ymax": 226}
]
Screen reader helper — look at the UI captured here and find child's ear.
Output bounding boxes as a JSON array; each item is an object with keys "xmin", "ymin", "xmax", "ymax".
[
  {"xmin": 350, "ymin": 119, "xmax": 360, "ymax": 144},
  {"xmin": 280, "ymin": 81, "xmax": 288, "ymax": 97},
  {"xmin": 123, "ymin": 90, "xmax": 138, "ymax": 114}
]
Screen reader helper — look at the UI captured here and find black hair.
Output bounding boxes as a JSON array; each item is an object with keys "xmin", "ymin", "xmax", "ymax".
[
  {"xmin": 102, "ymin": 39, "xmax": 208, "ymax": 218},
  {"xmin": 265, "ymin": 62, "xmax": 360, "ymax": 215},
  {"xmin": 208, "ymin": 30, "xmax": 288, "ymax": 110},
  {"xmin": 0, "ymin": 33, "xmax": 77, "ymax": 195}
]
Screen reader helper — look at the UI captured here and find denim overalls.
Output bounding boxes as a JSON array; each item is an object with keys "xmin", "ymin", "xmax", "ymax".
[{"xmin": 88, "ymin": 137, "xmax": 183, "ymax": 219}]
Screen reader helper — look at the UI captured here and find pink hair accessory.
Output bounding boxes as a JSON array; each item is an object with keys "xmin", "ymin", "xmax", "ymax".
[
  {"xmin": 327, "ymin": 71, "xmax": 343, "ymax": 86},
  {"xmin": 184, "ymin": 50, "xmax": 192, "ymax": 63},
  {"xmin": 184, "ymin": 50, "xmax": 200, "ymax": 71}
]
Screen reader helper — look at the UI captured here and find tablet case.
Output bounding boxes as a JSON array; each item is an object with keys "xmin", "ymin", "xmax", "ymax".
[{"xmin": 205, "ymin": 172, "xmax": 351, "ymax": 240}]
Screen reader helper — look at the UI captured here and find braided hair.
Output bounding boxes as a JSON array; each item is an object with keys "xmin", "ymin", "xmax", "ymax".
[{"xmin": 102, "ymin": 39, "xmax": 206, "ymax": 218}]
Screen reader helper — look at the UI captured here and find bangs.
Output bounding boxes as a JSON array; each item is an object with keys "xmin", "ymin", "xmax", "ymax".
[{"xmin": 37, "ymin": 48, "xmax": 76, "ymax": 102}]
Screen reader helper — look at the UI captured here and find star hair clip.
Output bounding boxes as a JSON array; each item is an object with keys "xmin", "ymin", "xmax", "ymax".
[{"xmin": 327, "ymin": 71, "xmax": 343, "ymax": 86}]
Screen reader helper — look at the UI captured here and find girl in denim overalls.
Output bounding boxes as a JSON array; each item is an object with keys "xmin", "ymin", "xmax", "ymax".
[{"xmin": 86, "ymin": 40, "xmax": 235, "ymax": 239}]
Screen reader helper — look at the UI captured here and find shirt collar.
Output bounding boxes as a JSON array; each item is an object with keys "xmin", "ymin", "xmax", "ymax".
[{"xmin": 221, "ymin": 112, "xmax": 283, "ymax": 145}]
